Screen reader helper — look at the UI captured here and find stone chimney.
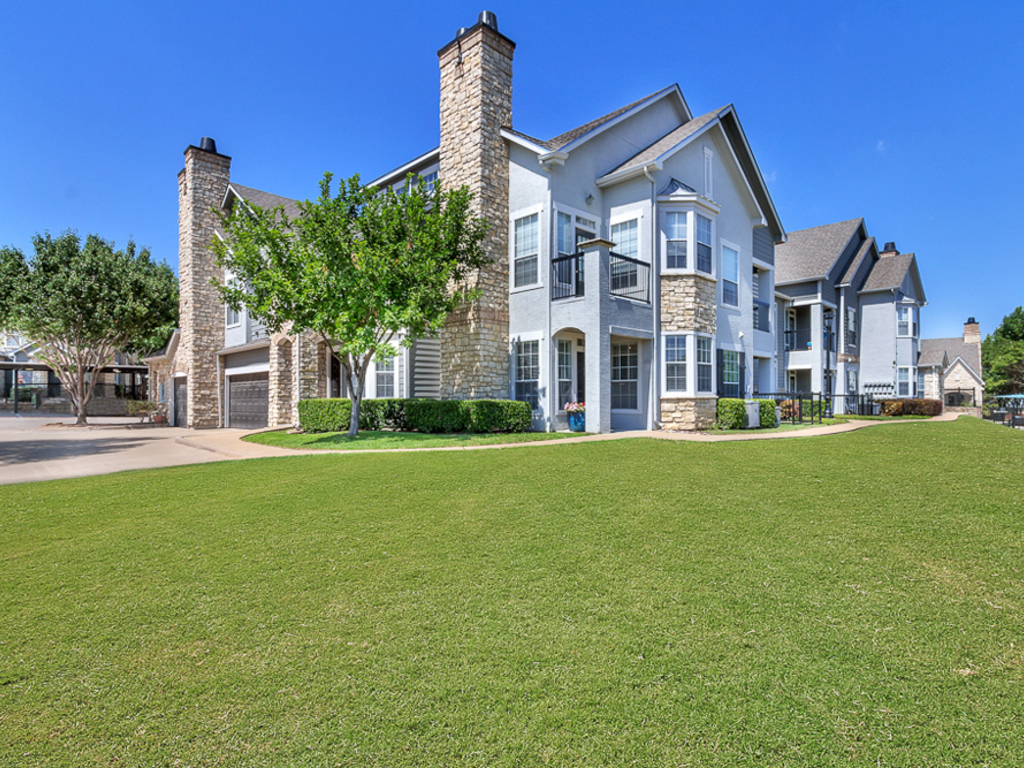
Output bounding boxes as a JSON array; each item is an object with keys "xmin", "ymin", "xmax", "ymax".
[
  {"xmin": 880, "ymin": 241, "xmax": 899, "ymax": 258},
  {"xmin": 178, "ymin": 137, "xmax": 229, "ymax": 427},
  {"xmin": 963, "ymin": 317, "xmax": 981, "ymax": 345},
  {"xmin": 437, "ymin": 11, "xmax": 515, "ymax": 399}
]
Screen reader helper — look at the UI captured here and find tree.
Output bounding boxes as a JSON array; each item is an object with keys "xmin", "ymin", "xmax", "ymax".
[
  {"xmin": 212, "ymin": 173, "xmax": 488, "ymax": 437},
  {"xmin": 982, "ymin": 307, "xmax": 1024, "ymax": 395},
  {"xmin": 0, "ymin": 232, "xmax": 178, "ymax": 424}
]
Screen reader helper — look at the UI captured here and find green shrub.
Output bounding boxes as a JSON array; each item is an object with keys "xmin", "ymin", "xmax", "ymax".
[
  {"xmin": 879, "ymin": 398, "xmax": 942, "ymax": 417},
  {"xmin": 358, "ymin": 398, "xmax": 416, "ymax": 431},
  {"xmin": 298, "ymin": 398, "xmax": 353, "ymax": 433},
  {"xmin": 759, "ymin": 398, "xmax": 777, "ymax": 428},
  {"xmin": 463, "ymin": 399, "xmax": 532, "ymax": 433},
  {"xmin": 405, "ymin": 400, "xmax": 470, "ymax": 433},
  {"xmin": 717, "ymin": 398, "xmax": 746, "ymax": 430}
]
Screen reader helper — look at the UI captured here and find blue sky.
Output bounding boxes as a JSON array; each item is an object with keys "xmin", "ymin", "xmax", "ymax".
[{"xmin": 2, "ymin": 1, "xmax": 1021, "ymax": 340}]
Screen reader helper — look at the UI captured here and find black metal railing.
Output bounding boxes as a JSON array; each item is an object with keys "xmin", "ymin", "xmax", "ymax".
[
  {"xmin": 753, "ymin": 300, "xmax": 771, "ymax": 332},
  {"xmin": 985, "ymin": 398, "xmax": 1024, "ymax": 428},
  {"xmin": 551, "ymin": 253, "xmax": 585, "ymax": 300},
  {"xmin": 783, "ymin": 329, "xmax": 812, "ymax": 350},
  {"xmin": 753, "ymin": 392, "xmax": 877, "ymax": 424},
  {"xmin": 946, "ymin": 388, "xmax": 979, "ymax": 408},
  {"xmin": 609, "ymin": 253, "xmax": 650, "ymax": 303}
]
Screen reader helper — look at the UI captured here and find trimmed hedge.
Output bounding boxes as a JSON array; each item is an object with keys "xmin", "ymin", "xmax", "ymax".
[
  {"xmin": 759, "ymin": 398, "xmax": 777, "ymax": 427},
  {"xmin": 298, "ymin": 398, "xmax": 532, "ymax": 435},
  {"xmin": 879, "ymin": 398, "xmax": 942, "ymax": 417},
  {"xmin": 717, "ymin": 398, "xmax": 746, "ymax": 430},
  {"xmin": 298, "ymin": 398, "xmax": 353, "ymax": 433}
]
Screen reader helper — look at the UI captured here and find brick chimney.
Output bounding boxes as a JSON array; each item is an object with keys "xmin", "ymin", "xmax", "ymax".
[
  {"xmin": 880, "ymin": 241, "xmax": 899, "ymax": 258},
  {"xmin": 178, "ymin": 137, "xmax": 229, "ymax": 427},
  {"xmin": 963, "ymin": 316, "xmax": 981, "ymax": 345},
  {"xmin": 437, "ymin": 11, "xmax": 515, "ymax": 399}
]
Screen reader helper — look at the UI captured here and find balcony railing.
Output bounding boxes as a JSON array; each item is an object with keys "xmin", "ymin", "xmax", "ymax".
[
  {"xmin": 753, "ymin": 300, "xmax": 771, "ymax": 332},
  {"xmin": 609, "ymin": 253, "xmax": 651, "ymax": 303},
  {"xmin": 784, "ymin": 329, "xmax": 812, "ymax": 350},
  {"xmin": 551, "ymin": 253, "xmax": 585, "ymax": 300}
]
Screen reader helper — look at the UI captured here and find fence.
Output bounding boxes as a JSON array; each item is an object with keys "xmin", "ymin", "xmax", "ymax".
[
  {"xmin": 985, "ymin": 397, "xmax": 1024, "ymax": 428},
  {"xmin": 753, "ymin": 392, "xmax": 878, "ymax": 424}
]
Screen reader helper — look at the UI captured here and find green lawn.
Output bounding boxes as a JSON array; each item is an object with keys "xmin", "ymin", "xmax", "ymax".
[
  {"xmin": 2, "ymin": 417, "xmax": 1022, "ymax": 766},
  {"xmin": 245, "ymin": 428, "xmax": 579, "ymax": 450}
]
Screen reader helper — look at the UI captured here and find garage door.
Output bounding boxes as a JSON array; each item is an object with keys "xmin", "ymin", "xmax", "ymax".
[
  {"xmin": 173, "ymin": 377, "xmax": 187, "ymax": 427},
  {"xmin": 228, "ymin": 372, "xmax": 269, "ymax": 429}
]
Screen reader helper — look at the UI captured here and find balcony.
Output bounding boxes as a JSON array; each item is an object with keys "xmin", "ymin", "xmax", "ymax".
[
  {"xmin": 551, "ymin": 254, "xmax": 584, "ymax": 300},
  {"xmin": 784, "ymin": 329, "xmax": 812, "ymax": 351},
  {"xmin": 753, "ymin": 300, "xmax": 771, "ymax": 332},
  {"xmin": 609, "ymin": 253, "xmax": 651, "ymax": 304}
]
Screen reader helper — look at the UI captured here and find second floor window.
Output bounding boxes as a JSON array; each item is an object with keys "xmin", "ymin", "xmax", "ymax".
[
  {"xmin": 847, "ymin": 307, "xmax": 857, "ymax": 346},
  {"xmin": 897, "ymin": 306, "xmax": 918, "ymax": 337},
  {"xmin": 610, "ymin": 219, "xmax": 638, "ymax": 259},
  {"xmin": 666, "ymin": 212, "xmax": 687, "ymax": 269},
  {"xmin": 722, "ymin": 246, "xmax": 739, "ymax": 306},
  {"xmin": 514, "ymin": 214, "xmax": 539, "ymax": 287},
  {"xmin": 226, "ymin": 306, "xmax": 240, "ymax": 327},
  {"xmin": 696, "ymin": 215, "xmax": 713, "ymax": 274}
]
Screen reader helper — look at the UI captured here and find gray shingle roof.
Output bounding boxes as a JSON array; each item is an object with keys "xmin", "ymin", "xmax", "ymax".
[
  {"xmin": 540, "ymin": 89, "xmax": 668, "ymax": 151},
  {"xmin": 228, "ymin": 183, "xmax": 303, "ymax": 219},
  {"xmin": 601, "ymin": 107, "xmax": 727, "ymax": 178},
  {"xmin": 861, "ymin": 252, "xmax": 915, "ymax": 292},
  {"xmin": 917, "ymin": 340, "xmax": 948, "ymax": 368},
  {"xmin": 921, "ymin": 337, "xmax": 982, "ymax": 376},
  {"xmin": 839, "ymin": 236, "xmax": 876, "ymax": 287},
  {"xmin": 775, "ymin": 219, "xmax": 862, "ymax": 284}
]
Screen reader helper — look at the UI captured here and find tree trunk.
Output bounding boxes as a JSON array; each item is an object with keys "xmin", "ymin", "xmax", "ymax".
[
  {"xmin": 75, "ymin": 369, "xmax": 88, "ymax": 425},
  {"xmin": 348, "ymin": 368, "xmax": 362, "ymax": 438}
]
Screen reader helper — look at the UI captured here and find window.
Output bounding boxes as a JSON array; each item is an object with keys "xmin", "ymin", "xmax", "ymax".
[
  {"xmin": 515, "ymin": 340, "xmax": 539, "ymax": 410},
  {"xmin": 917, "ymin": 369, "xmax": 926, "ymax": 397},
  {"xmin": 847, "ymin": 307, "xmax": 857, "ymax": 347},
  {"xmin": 897, "ymin": 305, "xmax": 918, "ymax": 337},
  {"xmin": 159, "ymin": 382, "xmax": 166, "ymax": 402},
  {"xmin": 665, "ymin": 336, "xmax": 687, "ymax": 391},
  {"xmin": 611, "ymin": 219, "xmax": 638, "ymax": 259},
  {"xmin": 666, "ymin": 212, "xmax": 687, "ymax": 269},
  {"xmin": 722, "ymin": 245, "xmax": 739, "ymax": 306},
  {"xmin": 514, "ymin": 214, "xmax": 539, "ymax": 287},
  {"xmin": 557, "ymin": 339, "xmax": 573, "ymax": 407},
  {"xmin": 696, "ymin": 337, "xmax": 713, "ymax": 392},
  {"xmin": 376, "ymin": 356, "xmax": 395, "ymax": 398},
  {"xmin": 226, "ymin": 305, "xmax": 241, "ymax": 327},
  {"xmin": 721, "ymin": 350, "xmax": 741, "ymax": 398},
  {"xmin": 898, "ymin": 367, "xmax": 910, "ymax": 397},
  {"xmin": 422, "ymin": 170, "xmax": 438, "ymax": 194},
  {"xmin": 696, "ymin": 215, "xmax": 712, "ymax": 274},
  {"xmin": 557, "ymin": 212, "xmax": 573, "ymax": 256},
  {"xmin": 611, "ymin": 343, "xmax": 638, "ymax": 409},
  {"xmin": 847, "ymin": 369, "xmax": 858, "ymax": 395}
]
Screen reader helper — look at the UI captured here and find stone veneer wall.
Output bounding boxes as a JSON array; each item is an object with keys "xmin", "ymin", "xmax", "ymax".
[
  {"xmin": 436, "ymin": 24, "xmax": 514, "ymax": 400},
  {"xmin": 178, "ymin": 146, "xmax": 229, "ymax": 427},
  {"xmin": 268, "ymin": 336, "xmax": 293, "ymax": 427},
  {"xmin": 293, "ymin": 331, "xmax": 324, "ymax": 424},
  {"xmin": 660, "ymin": 273, "xmax": 718, "ymax": 430}
]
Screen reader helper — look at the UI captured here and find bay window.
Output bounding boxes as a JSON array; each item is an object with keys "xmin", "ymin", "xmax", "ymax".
[
  {"xmin": 696, "ymin": 336, "xmax": 713, "ymax": 393},
  {"xmin": 898, "ymin": 367, "xmax": 911, "ymax": 397},
  {"xmin": 666, "ymin": 212, "xmax": 687, "ymax": 269},
  {"xmin": 696, "ymin": 215, "xmax": 713, "ymax": 274},
  {"xmin": 665, "ymin": 336, "xmax": 687, "ymax": 391}
]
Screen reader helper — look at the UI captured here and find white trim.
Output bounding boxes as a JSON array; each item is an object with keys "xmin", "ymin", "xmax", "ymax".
[
  {"xmin": 500, "ymin": 128, "xmax": 548, "ymax": 154},
  {"xmin": 703, "ymin": 145, "xmax": 714, "ymax": 200},
  {"xmin": 510, "ymin": 203, "xmax": 546, "ymax": 293},
  {"xmin": 661, "ymin": 332, "xmax": 691, "ymax": 396},
  {"xmin": 719, "ymin": 237, "xmax": 742, "ymax": 311},
  {"xmin": 367, "ymin": 148, "xmax": 441, "ymax": 188},
  {"xmin": 224, "ymin": 362, "xmax": 270, "ymax": 377}
]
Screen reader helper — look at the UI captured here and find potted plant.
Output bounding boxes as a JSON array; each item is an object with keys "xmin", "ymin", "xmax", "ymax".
[{"xmin": 565, "ymin": 402, "xmax": 586, "ymax": 432}]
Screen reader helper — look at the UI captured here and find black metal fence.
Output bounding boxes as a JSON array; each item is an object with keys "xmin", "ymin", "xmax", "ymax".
[
  {"xmin": 753, "ymin": 392, "xmax": 878, "ymax": 424},
  {"xmin": 609, "ymin": 253, "xmax": 651, "ymax": 303},
  {"xmin": 946, "ymin": 388, "xmax": 980, "ymax": 407},
  {"xmin": 551, "ymin": 254, "xmax": 585, "ymax": 300},
  {"xmin": 985, "ymin": 398, "xmax": 1024, "ymax": 428}
]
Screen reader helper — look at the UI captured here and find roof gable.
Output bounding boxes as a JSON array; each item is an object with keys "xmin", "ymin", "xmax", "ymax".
[{"xmin": 776, "ymin": 218, "xmax": 863, "ymax": 284}]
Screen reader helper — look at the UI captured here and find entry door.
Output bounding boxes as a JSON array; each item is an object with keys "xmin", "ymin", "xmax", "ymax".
[{"xmin": 173, "ymin": 377, "xmax": 187, "ymax": 427}]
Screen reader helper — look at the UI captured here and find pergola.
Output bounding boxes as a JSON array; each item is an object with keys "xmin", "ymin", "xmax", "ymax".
[{"xmin": 0, "ymin": 361, "xmax": 150, "ymax": 414}]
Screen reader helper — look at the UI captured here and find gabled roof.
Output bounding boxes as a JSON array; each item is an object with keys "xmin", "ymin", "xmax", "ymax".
[
  {"xmin": 860, "ymin": 252, "xmax": 924, "ymax": 300},
  {"xmin": 540, "ymin": 87, "xmax": 684, "ymax": 152},
  {"xmin": 225, "ymin": 183, "xmax": 302, "ymax": 219},
  {"xmin": 921, "ymin": 337, "xmax": 983, "ymax": 382},
  {"xmin": 775, "ymin": 218, "xmax": 863, "ymax": 284},
  {"xmin": 143, "ymin": 328, "xmax": 180, "ymax": 364},
  {"xmin": 838, "ymin": 236, "xmax": 877, "ymax": 288},
  {"xmin": 917, "ymin": 341, "xmax": 948, "ymax": 368},
  {"xmin": 603, "ymin": 108, "xmax": 727, "ymax": 177}
]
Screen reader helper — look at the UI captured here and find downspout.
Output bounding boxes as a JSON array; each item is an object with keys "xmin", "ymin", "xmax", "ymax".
[
  {"xmin": 546, "ymin": 192, "xmax": 554, "ymax": 432},
  {"xmin": 644, "ymin": 164, "xmax": 661, "ymax": 430},
  {"xmin": 216, "ymin": 353, "xmax": 223, "ymax": 428}
]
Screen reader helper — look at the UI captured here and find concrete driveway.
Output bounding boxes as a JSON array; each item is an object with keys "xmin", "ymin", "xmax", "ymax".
[{"xmin": 0, "ymin": 413, "xmax": 292, "ymax": 486}]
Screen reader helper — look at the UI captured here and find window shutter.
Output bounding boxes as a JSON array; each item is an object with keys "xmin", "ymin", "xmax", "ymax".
[
  {"xmin": 716, "ymin": 348, "xmax": 724, "ymax": 397},
  {"xmin": 739, "ymin": 352, "xmax": 746, "ymax": 397}
]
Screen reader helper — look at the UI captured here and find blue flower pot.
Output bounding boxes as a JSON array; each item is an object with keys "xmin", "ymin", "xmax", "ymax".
[{"xmin": 568, "ymin": 411, "xmax": 586, "ymax": 432}]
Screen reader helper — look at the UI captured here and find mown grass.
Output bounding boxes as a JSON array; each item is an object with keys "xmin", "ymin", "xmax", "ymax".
[
  {"xmin": 244, "ymin": 429, "xmax": 577, "ymax": 451},
  {"xmin": 1, "ymin": 417, "xmax": 1022, "ymax": 766}
]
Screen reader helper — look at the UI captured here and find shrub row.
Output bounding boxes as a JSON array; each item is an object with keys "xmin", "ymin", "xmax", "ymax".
[
  {"xmin": 879, "ymin": 398, "xmax": 942, "ymax": 417},
  {"xmin": 298, "ymin": 398, "xmax": 532, "ymax": 434}
]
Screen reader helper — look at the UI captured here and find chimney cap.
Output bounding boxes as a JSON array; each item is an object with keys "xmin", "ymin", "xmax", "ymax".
[
  {"xmin": 199, "ymin": 137, "xmax": 217, "ymax": 153},
  {"xmin": 967, "ymin": 317, "xmax": 977, "ymax": 324},
  {"xmin": 882, "ymin": 241, "xmax": 897, "ymax": 253},
  {"xmin": 478, "ymin": 10, "xmax": 498, "ymax": 30}
]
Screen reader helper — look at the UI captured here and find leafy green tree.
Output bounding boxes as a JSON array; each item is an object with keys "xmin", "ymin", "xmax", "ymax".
[
  {"xmin": 212, "ymin": 173, "xmax": 488, "ymax": 437},
  {"xmin": 982, "ymin": 307, "xmax": 1024, "ymax": 395},
  {"xmin": 0, "ymin": 232, "xmax": 178, "ymax": 424}
]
